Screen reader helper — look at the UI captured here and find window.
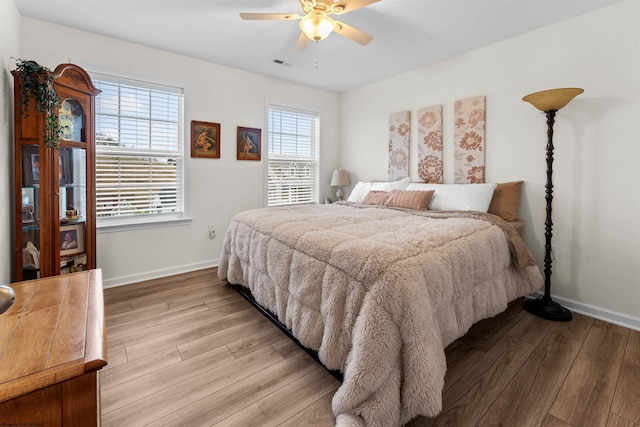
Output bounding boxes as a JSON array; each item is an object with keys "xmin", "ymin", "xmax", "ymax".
[
  {"xmin": 92, "ymin": 73, "xmax": 186, "ymax": 228},
  {"xmin": 266, "ymin": 103, "xmax": 320, "ymax": 206}
]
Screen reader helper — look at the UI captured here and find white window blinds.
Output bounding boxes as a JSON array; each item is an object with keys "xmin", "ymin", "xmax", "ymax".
[
  {"xmin": 266, "ymin": 104, "xmax": 319, "ymax": 206},
  {"xmin": 92, "ymin": 75, "xmax": 185, "ymax": 223}
]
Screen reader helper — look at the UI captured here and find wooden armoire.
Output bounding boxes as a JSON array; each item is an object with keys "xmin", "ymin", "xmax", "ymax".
[{"xmin": 13, "ymin": 63, "xmax": 100, "ymax": 281}]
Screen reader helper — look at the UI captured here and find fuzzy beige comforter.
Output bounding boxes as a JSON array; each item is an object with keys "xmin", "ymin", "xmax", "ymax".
[{"xmin": 218, "ymin": 202, "xmax": 542, "ymax": 426}]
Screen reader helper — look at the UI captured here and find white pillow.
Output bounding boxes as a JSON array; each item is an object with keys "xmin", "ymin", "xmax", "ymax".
[
  {"xmin": 347, "ymin": 177, "xmax": 410, "ymax": 203},
  {"xmin": 406, "ymin": 183, "xmax": 497, "ymax": 212}
]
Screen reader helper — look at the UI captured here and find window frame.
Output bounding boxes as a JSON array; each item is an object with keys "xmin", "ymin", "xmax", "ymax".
[
  {"xmin": 89, "ymin": 68, "xmax": 191, "ymax": 233},
  {"xmin": 264, "ymin": 100, "xmax": 321, "ymax": 207}
]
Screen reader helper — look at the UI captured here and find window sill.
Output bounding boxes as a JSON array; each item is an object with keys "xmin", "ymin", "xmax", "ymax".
[{"xmin": 97, "ymin": 215, "xmax": 193, "ymax": 234}]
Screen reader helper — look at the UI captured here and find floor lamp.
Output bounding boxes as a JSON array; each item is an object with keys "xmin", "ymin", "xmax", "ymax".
[{"xmin": 522, "ymin": 87, "xmax": 583, "ymax": 322}]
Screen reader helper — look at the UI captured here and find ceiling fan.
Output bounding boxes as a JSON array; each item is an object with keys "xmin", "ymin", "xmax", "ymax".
[{"xmin": 240, "ymin": 0, "xmax": 381, "ymax": 51}]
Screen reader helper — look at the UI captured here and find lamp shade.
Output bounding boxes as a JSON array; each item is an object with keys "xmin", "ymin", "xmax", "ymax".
[
  {"xmin": 300, "ymin": 12, "xmax": 335, "ymax": 41},
  {"xmin": 522, "ymin": 88, "xmax": 584, "ymax": 112},
  {"xmin": 330, "ymin": 169, "xmax": 350, "ymax": 187}
]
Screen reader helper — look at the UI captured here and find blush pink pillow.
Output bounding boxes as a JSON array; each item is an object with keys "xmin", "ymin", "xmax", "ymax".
[
  {"xmin": 362, "ymin": 191, "xmax": 393, "ymax": 205},
  {"xmin": 387, "ymin": 190, "xmax": 435, "ymax": 210}
]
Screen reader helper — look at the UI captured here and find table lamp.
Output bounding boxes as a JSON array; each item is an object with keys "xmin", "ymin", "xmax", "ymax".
[{"xmin": 330, "ymin": 169, "xmax": 350, "ymax": 201}]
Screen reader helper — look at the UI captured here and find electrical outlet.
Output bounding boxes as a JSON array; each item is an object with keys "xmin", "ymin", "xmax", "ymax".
[
  {"xmin": 551, "ymin": 244, "xmax": 557, "ymax": 261},
  {"xmin": 208, "ymin": 224, "xmax": 216, "ymax": 240}
]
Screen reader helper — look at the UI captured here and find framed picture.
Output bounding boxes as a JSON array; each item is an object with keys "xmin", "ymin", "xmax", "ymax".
[
  {"xmin": 60, "ymin": 223, "xmax": 85, "ymax": 256},
  {"xmin": 237, "ymin": 126, "xmax": 261, "ymax": 161},
  {"xmin": 58, "ymin": 147, "xmax": 73, "ymax": 185},
  {"xmin": 21, "ymin": 145, "xmax": 40, "ymax": 186},
  {"xmin": 191, "ymin": 120, "xmax": 220, "ymax": 158}
]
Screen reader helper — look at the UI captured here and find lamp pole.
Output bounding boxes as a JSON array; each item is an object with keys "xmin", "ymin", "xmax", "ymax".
[{"xmin": 542, "ymin": 109, "xmax": 556, "ymax": 302}]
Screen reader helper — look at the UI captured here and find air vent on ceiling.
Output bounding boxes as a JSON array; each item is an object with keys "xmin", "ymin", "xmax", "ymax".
[{"xmin": 273, "ymin": 58, "xmax": 294, "ymax": 67}]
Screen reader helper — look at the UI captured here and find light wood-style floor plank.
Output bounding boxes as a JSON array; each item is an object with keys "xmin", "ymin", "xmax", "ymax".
[
  {"xmin": 149, "ymin": 353, "xmax": 336, "ymax": 427},
  {"xmin": 611, "ymin": 330, "xmax": 640, "ymax": 424},
  {"xmin": 102, "ymin": 346, "xmax": 285, "ymax": 426},
  {"xmin": 476, "ymin": 333, "xmax": 581, "ymax": 427},
  {"xmin": 213, "ymin": 366, "xmax": 339, "ymax": 427},
  {"xmin": 412, "ymin": 335, "xmax": 535, "ymax": 427},
  {"xmin": 549, "ymin": 322, "xmax": 628, "ymax": 427},
  {"xmin": 101, "ymin": 268, "xmax": 640, "ymax": 426},
  {"xmin": 606, "ymin": 413, "xmax": 638, "ymax": 427},
  {"xmin": 278, "ymin": 391, "xmax": 337, "ymax": 427}
]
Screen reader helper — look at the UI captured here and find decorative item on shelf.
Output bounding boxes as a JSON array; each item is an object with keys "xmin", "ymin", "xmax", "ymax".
[
  {"xmin": 12, "ymin": 58, "xmax": 62, "ymax": 148},
  {"xmin": 58, "ymin": 147, "xmax": 73, "ymax": 184},
  {"xmin": 21, "ymin": 145, "xmax": 41, "ymax": 186},
  {"xmin": 22, "ymin": 205, "xmax": 36, "ymax": 225},
  {"xmin": 23, "ymin": 241, "xmax": 40, "ymax": 269},
  {"xmin": 522, "ymin": 87, "xmax": 583, "ymax": 322},
  {"xmin": 60, "ymin": 223, "xmax": 85, "ymax": 256},
  {"xmin": 66, "ymin": 208, "xmax": 79, "ymax": 221},
  {"xmin": 61, "ymin": 253, "xmax": 87, "ymax": 274},
  {"xmin": 330, "ymin": 169, "xmax": 350, "ymax": 201}
]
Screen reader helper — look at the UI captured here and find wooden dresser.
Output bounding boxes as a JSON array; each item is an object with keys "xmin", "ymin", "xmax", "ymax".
[{"xmin": 0, "ymin": 269, "xmax": 107, "ymax": 425}]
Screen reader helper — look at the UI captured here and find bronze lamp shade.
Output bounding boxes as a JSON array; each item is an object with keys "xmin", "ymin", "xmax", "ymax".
[{"xmin": 523, "ymin": 88, "xmax": 584, "ymax": 112}]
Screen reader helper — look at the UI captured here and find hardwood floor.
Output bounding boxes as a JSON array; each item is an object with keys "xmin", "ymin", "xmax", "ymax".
[{"xmin": 101, "ymin": 268, "xmax": 640, "ymax": 427}]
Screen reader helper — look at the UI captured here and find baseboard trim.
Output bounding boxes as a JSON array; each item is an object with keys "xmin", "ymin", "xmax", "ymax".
[
  {"xmin": 526, "ymin": 292, "xmax": 640, "ymax": 332},
  {"xmin": 102, "ymin": 259, "xmax": 219, "ymax": 288}
]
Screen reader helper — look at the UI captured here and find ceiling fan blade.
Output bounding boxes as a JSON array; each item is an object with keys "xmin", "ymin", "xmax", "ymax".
[
  {"xmin": 334, "ymin": 21, "xmax": 373, "ymax": 45},
  {"xmin": 294, "ymin": 32, "xmax": 311, "ymax": 51},
  {"xmin": 240, "ymin": 12, "xmax": 301, "ymax": 21},
  {"xmin": 330, "ymin": 0, "xmax": 381, "ymax": 15}
]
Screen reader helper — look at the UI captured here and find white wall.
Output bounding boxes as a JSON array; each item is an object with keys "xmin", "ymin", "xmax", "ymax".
[
  {"xmin": 18, "ymin": 18, "xmax": 341, "ymax": 287},
  {"xmin": 340, "ymin": 0, "xmax": 640, "ymax": 325},
  {"xmin": 0, "ymin": 0, "xmax": 21, "ymax": 283}
]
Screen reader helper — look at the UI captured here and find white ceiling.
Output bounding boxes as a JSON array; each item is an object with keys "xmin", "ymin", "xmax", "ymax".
[{"xmin": 14, "ymin": 0, "xmax": 622, "ymax": 93}]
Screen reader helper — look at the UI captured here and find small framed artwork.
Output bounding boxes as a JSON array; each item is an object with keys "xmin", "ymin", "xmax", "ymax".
[
  {"xmin": 237, "ymin": 126, "xmax": 261, "ymax": 161},
  {"xmin": 21, "ymin": 145, "xmax": 40, "ymax": 186},
  {"xmin": 58, "ymin": 147, "xmax": 73, "ymax": 185},
  {"xmin": 60, "ymin": 223, "xmax": 85, "ymax": 256},
  {"xmin": 191, "ymin": 120, "xmax": 220, "ymax": 158}
]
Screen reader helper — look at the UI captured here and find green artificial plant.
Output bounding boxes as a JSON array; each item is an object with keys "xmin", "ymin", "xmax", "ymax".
[{"xmin": 13, "ymin": 58, "xmax": 62, "ymax": 148}]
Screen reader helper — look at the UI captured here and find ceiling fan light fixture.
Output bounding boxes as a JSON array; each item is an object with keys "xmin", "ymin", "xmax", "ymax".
[{"xmin": 300, "ymin": 12, "xmax": 335, "ymax": 41}]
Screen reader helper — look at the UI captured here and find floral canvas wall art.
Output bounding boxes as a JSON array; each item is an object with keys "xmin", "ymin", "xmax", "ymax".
[
  {"xmin": 454, "ymin": 96, "xmax": 486, "ymax": 183},
  {"xmin": 389, "ymin": 111, "xmax": 411, "ymax": 181},
  {"xmin": 416, "ymin": 105, "xmax": 443, "ymax": 183}
]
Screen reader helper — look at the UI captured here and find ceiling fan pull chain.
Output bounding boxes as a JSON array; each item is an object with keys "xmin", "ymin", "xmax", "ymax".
[{"xmin": 314, "ymin": 41, "xmax": 319, "ymax": 69}]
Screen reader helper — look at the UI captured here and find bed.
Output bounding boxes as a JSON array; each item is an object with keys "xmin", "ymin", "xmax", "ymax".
[{"xmin": 217, "ymin": 183, "xmax": 542, "ymax": 427}]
